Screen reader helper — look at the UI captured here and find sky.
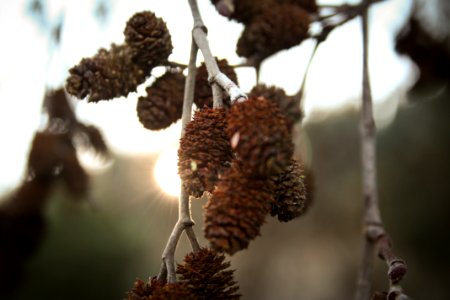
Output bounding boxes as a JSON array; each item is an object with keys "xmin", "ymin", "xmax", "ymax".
[{"xmin": 0, "ymin": 0, "xmax": 416, "ymax": 195}]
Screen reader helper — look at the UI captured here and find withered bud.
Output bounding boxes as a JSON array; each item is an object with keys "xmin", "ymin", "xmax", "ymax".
[
  {"xmin": 194, "ymin": 58, "xmax": 238, "ymax": 108},
  {"xmin": 271, "ymin": 159, "xmax": 308, "ymax": 222},
  {"xmin": 178, "ymin": 108, "xmax": 234, "ymax": 198},
  {"xmin": 236, "ymin": 4, "xmax": 311, "ymax": 63},
  {"xmin": 177, "ymin": 248, "xmax": 241, "ymax": 299},
  {"xmin": 66, "ymin": 44, "xmax": 149, "ymax": 102},
  {"xmin": 226, "ymin": 96, "xmax": 294, "ymax": 178},
  {"xmin": 204, "ymin": 162, "xmax": 275, "ymax": 255},
  {"xmin": 137, "ymin": 71, "xmax": 185, "ymax": 130},
  {"xmin": 43, "ymin": 88, "xmax": 76, "ymax": 127},
  {"xmin": 124, "ymin": 11, "xmax": 173, "ymax": 69}
]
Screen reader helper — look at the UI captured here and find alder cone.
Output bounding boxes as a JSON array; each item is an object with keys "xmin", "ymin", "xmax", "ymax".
[
  {"xmin": 177, "ymin": 248, "xmax": 241, "ymax": 299},
  {"xmin": 178, "ymin": 108, "xmax": 233, "ymax": 197},
  {"xmin": 137, "ymin": 72, "xmax": 185, "ymax": 130},
  {"xmin": 275, "ymin": 0, "xmax": 318, "ymax": 13},
  {"xmin": 66, "ymin": 44, "xmax": 148, "ymax": 102},
  {"xmin": 194, "ymin": 58, "xmax": 238, "ymax": 108},
  {"xmin": 211, "ymin": 0, "xmax": 273, "ymax": 25},
  {"xmin": 249, "ymin": 84, "xmax": 302, "ymax": 130},
  {"xmin": 236, "ymin": 4, "xmax": 311, "ymax": 62},
  {"xmin": 126, "ymin": 277, "xmax": 196, "ymax": 300},
  {"xmin": 124, "ymin": 11, "xmax": 173, "ymax": 69},
  {"xmin": 227, "ymin": 96, "xmax": 293, "ymax": 178},
  {"xmin": 271, "ymin": 159, "xmax": 308, "ymax": 222},
  {"xmin": 204, "ymin": 163, "xmax": 275, "ymax": 255}
]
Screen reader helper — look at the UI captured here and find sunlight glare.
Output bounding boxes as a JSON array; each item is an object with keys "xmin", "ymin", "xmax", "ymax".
[{"xmin": 153, "ymin": 147, "xmax": 181, "ymax": 199}]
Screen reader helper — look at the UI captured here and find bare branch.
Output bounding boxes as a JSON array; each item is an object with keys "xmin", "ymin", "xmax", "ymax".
[
  {"xmin": 355, "ymin": 5, "xmax": 408, "ymax": 300},
  {"xmin": 188, "ymin": 0, "xmax": 247, "ymax": 104}
]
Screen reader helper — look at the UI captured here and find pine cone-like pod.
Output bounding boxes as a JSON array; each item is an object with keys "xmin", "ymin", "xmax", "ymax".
[
  {"xmin": 275, "ymin": 0, "xmax": 318, "ymax": 13},
  {"xmin": 302, "ymin": 165, "xmax": 315, "ymax": 213},
  {"xmin": 204, "ymin": 163, "xmax": 275, "ymax": 255},
  {"xmin": 126, "ymin": 277, "xmax": 196, "ymax": 300},
  {"xmin": 137, "ymin": 71, "xmax": 185, "ymax": 130},
  {"xmin": 178, "ymin": 108, "xmax": 234, "ymax": 197},
  {"xmin": 270, "ymin": 159, "xmax": 308, "ymax": 222},
  {"xmin": 194, "ymin": 58, "xmax": 238, "ymax": 108},
  {"xmin": 236, "ymin": 4, "xmax": 311, "ymax": 62},
  {"xmin": 226, "ymin": 96, "xmax": 293, "ymax": 178},
  {"xmin": 249, "ymin": 84, "xmax": 302, "ymax": 130},
  {"xmin": 124, "ymin": 11, "xmax": 173, "ymax": 69},
  {"xmin": 211, "ymin": 0, "xmax": 273, "ymax": 25},
  {"xmin": 66, "ymin": 44, "xmax": 148, "ymax": 102},
  {"xmin": 177, "ymin": 248, "xmax": 241, "ymax": 299}
]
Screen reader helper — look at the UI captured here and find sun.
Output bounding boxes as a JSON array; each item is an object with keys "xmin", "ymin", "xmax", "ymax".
[{"xmin": 153, "ymin": 146, "xmax": 181, "ymax": 198}]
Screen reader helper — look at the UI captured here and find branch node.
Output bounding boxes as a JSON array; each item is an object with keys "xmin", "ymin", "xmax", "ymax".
[
  {"xmin": 192, "ymin": 24, "xmax": 207, "ymax": 35},
  {"xmin": 388, "ymin": 259, "xmax": 407, "ymax": 283}
]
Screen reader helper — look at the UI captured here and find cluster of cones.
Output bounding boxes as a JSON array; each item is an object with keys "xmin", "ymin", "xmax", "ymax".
[
  {"xmin": 212, "ymin": 0, "xmax": 316, "ymax": 64},
  {"xmin": 66, "ymin": 11, "xmax": 173, "ymax": 103},
  {"xmin": 126, "ymin": 248, "xmax": 240, "ymax": 300},
  {"xmin": 178, "ymin": 85, "xmax": 313, "ymax": 255},
  {"xmin": 0, "ymin": 88, "xmax": 108, "ymax": 297}
]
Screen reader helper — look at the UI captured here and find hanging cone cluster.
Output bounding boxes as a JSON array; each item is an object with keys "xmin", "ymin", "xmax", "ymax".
[
  {"xmin": 204, "ymin": 163, "xmax": 275, "ymax": 254},
  {"xmin": 176, "ymin": 248, "xmax": 241, "ymax": 299},
  {"xmin": 126, "ymin": 277, "xmax": 196, "ymax": 300},
  {"xmin": 124, "ymin": 11, "xmax": 173, "ymax": 69},
  {"xmin": 137, "ymin": 71, "xmax": 185, "ymax": 130},
  {"xmin": 271, "ymin": 159, "xmax": 308, "ymax": 222},
  {"xmin": 67, "ymin": 10, "xmax": 173, "ymax": 102},
  {"xmin": 226, "ymin": 96, "xmax": 293, "ymax": 178},
  {"xmin": 66, "ymin": 44, "xmax": 148, "ymax": 102},
  {"xmin": 236, "ymin": 3, "xmax": 311, "ymax": 63},
  {"xmin": 249, "ymin": 84, "xmax": 302, "ymax": 130},
  {"xmin": 178, "ymin": 108, "xmax": 234, "ymax": 197},
  {"xmin": 194, "ymin": 58, "xmax": 238, "ymax": 108}
]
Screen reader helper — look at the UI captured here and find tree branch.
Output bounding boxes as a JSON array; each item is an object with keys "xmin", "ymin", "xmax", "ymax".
[
  {"xmin": 355, "ymin": 5, "xmax": 408, "ymax": 300},
  {"xmin": 188, "ymin": 0, "xmax": 247, "ymax": 104},
  {"xmin": 157, "ymin": 36, "xmax": 201, "ymax": 284}
]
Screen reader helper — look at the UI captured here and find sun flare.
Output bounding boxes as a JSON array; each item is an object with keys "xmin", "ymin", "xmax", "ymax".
[{"xmin": 153, "ymin": 147, "xmax": 181, "ymax": 198}]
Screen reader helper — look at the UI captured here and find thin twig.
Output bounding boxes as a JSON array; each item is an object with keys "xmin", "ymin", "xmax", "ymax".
[
  {"xmin": 157, "ymin": 37, "xmax": 200, "ymax": 284},
  {"xmin": 355, "ymin": 4, "xmax": 408, "ymax": 300},
  {"xmin": 188, "ymin": 0, "xmax": 247, "ymax": 103}
]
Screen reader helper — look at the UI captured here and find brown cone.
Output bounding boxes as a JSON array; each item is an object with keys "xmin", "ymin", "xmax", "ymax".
[
  {"xmin": 137, "ymin": 71, "xmax": 185, "ymax": 130},
  {"xmin": 124, "ymin": 11, "xmax": 173, "ymax": 69},
  {"xmin": 194, "ymin": 58, "xmax": 238, "ymax": 108},
  {"xmin": 271, "ymin": 159, "xmax": 308, "ymax": 222},
  {"xmin": 249, "ymin": 84, "xmax": 303, "ymax": 130},
  {"xmin": 126, "ymin": 277, "xmax": 196, "ymax": 300},
  {"xmin": 275, "ymin": 0, "xmax": 318, "ymax": 13},
  {"xmin": 204, "ymin": 162, "xmax": 275, "ymax": 255},
  {"xmin": 66, "ymin": 44, "xmax": 148, "ymax": 102},
  {"xmin": 178, "ymin": 108, "xmax": 234, "ymax": 197},
  {"xmin": 211, "ymin": 0, "xmax": 273, "ymax": 25},
  {"xmin": 236, "ymin": 4, "xmax": 311, "ymax": 62},
  {"xmin": 226, "ymin": 96, "xmax": 293, "ymax": 178},
  {"xmin": 177, "ymin": 248, "xmax": 241, "ymax": 299}
]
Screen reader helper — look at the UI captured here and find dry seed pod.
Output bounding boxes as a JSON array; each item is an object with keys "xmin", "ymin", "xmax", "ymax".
[
  {"xmin": 249, "ymin": 84, "xmax": 302, "ymax": 130},
  {"xmin": 226, "ymin": 96, "xmax": 293, "ymax": 178},
  {"xmin": 177, "ymin": 248, "xmax": 241, "ymax": 299},
  {"xmin": 124, "ymin": 11, "xmax": 173, "ymax": 69},
  {"xmin": 211, "ymin": 0, "xmax": 273, "ymax": 25},
  {"xmin": 204, "ymin": 162, "xmax": 275, "ymax": 255},
  {"xmin": 236, "ymin": 4, "xmax": 311, "ymax": 63},
  {"xmin": 271, "ymin": 159, "xmax": 308, "ymax": 222},
  {"xmin": 194, "ymin": 58, "xmax": 238, "ymax": 108},
  {"xmin": 66, "ymin": 44, "xmax": 148, "ymax": 102},
  {"xmin": 137, "ymin": 71, "xmax": 185, "ymax": 130},
  {"xmin": 178, "ymin": 108, "xmax": 234, "ymax": 197},
  {"xmin": 126, "ymin": 277, "xmax": 196, "ymax": 300}
]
